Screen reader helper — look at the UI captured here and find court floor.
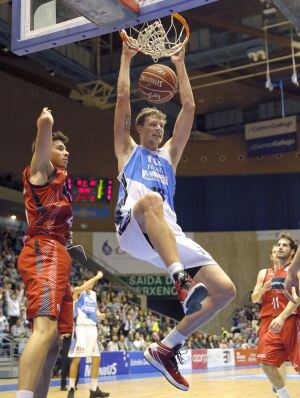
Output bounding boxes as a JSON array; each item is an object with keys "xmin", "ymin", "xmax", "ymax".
[{"xmin": 0, "ymin": 365, "xmax": 299, "ymax": 398}]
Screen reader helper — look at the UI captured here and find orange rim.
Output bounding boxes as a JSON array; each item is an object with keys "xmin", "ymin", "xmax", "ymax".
[
  {"xmin": 119, "ymin": 12, "xmax": 190, "ymax": 52},
  {"xmin": 118, "ymin": 0, "xmax": 140, "ymax": 12}
]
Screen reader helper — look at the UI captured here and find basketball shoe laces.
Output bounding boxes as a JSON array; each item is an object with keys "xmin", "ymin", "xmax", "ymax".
[{"xmin": 168, "ymin": 345, "xmax": 187, "ymax": 374}]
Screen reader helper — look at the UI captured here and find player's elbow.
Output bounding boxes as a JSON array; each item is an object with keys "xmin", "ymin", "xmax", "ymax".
[
  {"xmin": 116, "ymin": 90, "xmax": 129, "ymax": 101},
  {"xmin": 182, "ymin": 100, "xmax": 195, "ymax": 113}
]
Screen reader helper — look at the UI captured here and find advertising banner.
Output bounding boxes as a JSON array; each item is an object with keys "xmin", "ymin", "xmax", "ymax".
[
  {"xmin": 245, "ymin": 116, "xmax": 297, "ymax": 157},
  {"xmin": 128, "ymin": 351, "xmax": 156, "ymax": 373},
  {"xmin": 79, "ymin": 352, "xmax": 130, "ymax": 378},
  {"xmin": 119, "ymin": 274, "xmax": 176, "ymax": 296},
  {"xmin": 207, "ymin": 349, "xmax": 235, "ymax": 368},
  {"xmin": 192, "ymin": 349, "xmax": 208, "ymax": 369},
  {"xmin": 235, "ymin": 348, "xmax": 258, "ymax": 366},
  {"xmin": 73, "ymin": 205, "xmax": 110, "ymax": 219}
]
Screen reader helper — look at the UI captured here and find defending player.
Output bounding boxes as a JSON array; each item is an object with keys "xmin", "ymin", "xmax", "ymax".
[
  {"xmin": 67, "ymin": 272, "xmax": 109, "ymax": 398},
  {"xmin": 17, "ymin": 108, "xmax": 73, "ymax": 398},
  {"xmin": 257, "ymin": 235, "xmax": 300, "ymax": 398},
  {"xmin": 113, "ymin": 42, "xmax": 236, "ymax": 391}
]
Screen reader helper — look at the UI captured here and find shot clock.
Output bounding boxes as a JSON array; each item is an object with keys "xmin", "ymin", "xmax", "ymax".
[{"xmin": 67, "ymin": 176, "xmax": 112, "ymax": 203}]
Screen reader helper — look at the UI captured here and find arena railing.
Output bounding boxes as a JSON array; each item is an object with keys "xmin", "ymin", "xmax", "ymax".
[{"xmin": 0, "ymin": 335, "xmax": 20, "ymax": 378}]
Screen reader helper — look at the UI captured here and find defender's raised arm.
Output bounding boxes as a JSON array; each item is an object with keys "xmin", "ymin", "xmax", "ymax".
[{"xmin": 30, "ymin": 107, "xmax": 54, "ymax": 185}]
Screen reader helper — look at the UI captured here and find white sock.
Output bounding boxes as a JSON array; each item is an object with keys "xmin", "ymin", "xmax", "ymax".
[
  {"xmin": 16, "ymin": 391, "xmax": 34, "ymax": 398},
  {"xmin": 69, "ymin": 378, "xmax": 76, "ymax": 390},
  {"xmin": 90, "ymin": 379, "xmax": 98, "ymax": 392},
  {"xmin": 276, "ymin": 387, "xmax": 290, "ymax": 398},
  {"xmin": 167, "ymin": 263, "xmax": 184, "ymax": 283},
  {"xmin": 161, "ymin": 328, "xmax": 187, "ymax": 348}
]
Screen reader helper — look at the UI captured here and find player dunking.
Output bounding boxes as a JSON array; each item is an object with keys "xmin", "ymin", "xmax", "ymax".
[
  {"xmin": 113, "ymin": 43, "xmax": 236, "ymax": 391},
  {"xmin": 251, "ymin": 245, "xmax": 287, "ymax": 395},
  {"xmin": 257, "ymin": 235, "xmax": 300, "ymax": 398},
  {"xmin": 17, "ymin": 108, "xmax": 73, "ymax": 398}
]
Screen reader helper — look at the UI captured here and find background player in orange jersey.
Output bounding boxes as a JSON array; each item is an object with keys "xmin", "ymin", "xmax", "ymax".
[
  {"xmin": 16, "ymin": 107, "xmax": 73, "ymax": 398},
  {"xmin": 257, "ymin": 234, "xmax": 300, "ymax": 398},
  {"xmin": 284, "ymin": 246, "xmax": 300, "ymax": 303},
  {"xmin": 252, "ymin": 245, "xmax": 287, "ymax": 395}
]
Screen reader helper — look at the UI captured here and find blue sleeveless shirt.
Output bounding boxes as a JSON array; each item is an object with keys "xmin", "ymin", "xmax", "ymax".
[
  {"xmin": 74, "ymin": 290, "xmax": 98, "ymax": 325},
  {"xmin": 115, "ymin": 145, "xmax": 181, "ymax": 235}
]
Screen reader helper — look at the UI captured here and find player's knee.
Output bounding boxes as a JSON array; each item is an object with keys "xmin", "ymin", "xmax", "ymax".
[
  {"xmin": 225, "ymin": 281, "xmax": 237, "ymax": 301},
  {"xmin": 34, "ymin": 321, "xmax": 58, "ymax": 344},
  {"xmin": 141, "ymin": 193, "xmax": 163, "ymax": 214},
  {"xmin": 42, "ymin": 327, "xmax": 58, "ymax": 344},
  {"xmin": 213, "ymin": 281, "xmax": 236, "ymax": 308}
]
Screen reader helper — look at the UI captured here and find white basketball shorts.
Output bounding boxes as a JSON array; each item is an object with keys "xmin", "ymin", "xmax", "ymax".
[
  {"xmin": 116, "ymin": 209, "xmax": 217, "ymax": 270},
  {"xmin": 68, "ymin": 325, "xmax": 100, "ymax": 357}
]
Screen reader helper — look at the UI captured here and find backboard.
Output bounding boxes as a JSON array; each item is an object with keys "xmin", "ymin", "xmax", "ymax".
[{"xmin": 12, "ymin": 0, "xmax": 218, "ymax": 55}]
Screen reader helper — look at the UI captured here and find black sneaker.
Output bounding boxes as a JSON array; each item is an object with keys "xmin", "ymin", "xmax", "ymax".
[
  {"xmin": 60, "ymin": 385, "xmax": 68, "ymax": 391},
  {"xmin": 90, "ymin": 387, "xmax": 110, "ymax": 398},
  {"xmin": 67, "ymin": 387, "xmax": 75, "ymax": 398}
]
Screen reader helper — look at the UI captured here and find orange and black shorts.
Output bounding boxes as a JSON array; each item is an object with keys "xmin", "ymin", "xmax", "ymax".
[
  {"xmin": 257, "ymin": 315, "xmax": 300, "ymax": 371},
  {"xmin": 18, "ymin": 236, "xmax": 73, "ymax": 334},
  {"xmin": 257, "ymin": 316, "xmax": 273, "ymax": 357}
]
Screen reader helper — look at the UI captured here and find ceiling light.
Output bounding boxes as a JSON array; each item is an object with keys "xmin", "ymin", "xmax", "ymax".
[{"xmin": 262, "ymin": 7, "xmax": 277, "ymax": 15}]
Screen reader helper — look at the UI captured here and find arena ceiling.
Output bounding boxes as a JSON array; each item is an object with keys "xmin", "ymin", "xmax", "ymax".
[{"xmin": 0, "ymin": 0, "xmax": 299, "ymax": 130}]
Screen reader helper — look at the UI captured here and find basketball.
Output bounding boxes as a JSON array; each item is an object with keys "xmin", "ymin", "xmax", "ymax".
[{"xmin": 138, "ymin": 64, "xmax": 178, "ymax": 104}]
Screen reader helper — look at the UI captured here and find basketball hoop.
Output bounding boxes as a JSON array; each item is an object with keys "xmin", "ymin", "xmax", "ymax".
[{"xmin": 120, "ymin": 13, "xmax": 190, "ymax": 62}]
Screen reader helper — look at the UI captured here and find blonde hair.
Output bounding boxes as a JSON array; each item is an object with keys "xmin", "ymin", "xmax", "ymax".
[{"xmin": 135, "ymin": 107, "xmax": 166, "ymax": 128}]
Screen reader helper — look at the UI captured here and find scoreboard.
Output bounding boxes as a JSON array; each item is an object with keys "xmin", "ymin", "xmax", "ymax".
[{"xmin": 67, "ymin": 176, "xmax": 113, "ymax": 203}]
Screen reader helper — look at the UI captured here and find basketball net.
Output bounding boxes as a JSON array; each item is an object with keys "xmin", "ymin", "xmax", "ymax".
[{"xmin": 120, "ymin": 13, "xmax": 190, "ymax": 62}]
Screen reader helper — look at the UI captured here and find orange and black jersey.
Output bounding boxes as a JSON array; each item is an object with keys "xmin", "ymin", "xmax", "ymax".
[
  {"xmin": 23, "ymin": 166, "xmax": 72, "ymax": 246},
  {"xmin": 269, "ymin": 263, "xmax": 300, "ymax": 317}
]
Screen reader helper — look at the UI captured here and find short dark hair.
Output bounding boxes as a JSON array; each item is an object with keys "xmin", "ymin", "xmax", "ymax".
[
  {"xmin": 135, "ymin": 107, "xmax": 166, "ymax": 128},
  {"xmin": 278, "ymin": 233, "xmax": 298, "ymax": 255},
  {"xmin": 32, "ymin": 131, "xmax": 69, "ymax": 153}
]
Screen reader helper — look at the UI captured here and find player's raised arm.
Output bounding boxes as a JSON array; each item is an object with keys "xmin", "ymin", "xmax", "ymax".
[
  {"xmin": 30, "ymin": 107, "xmax": 54, "ymax": 185},
  {"xmin": 114, "ymin": 42, "xmax": 137, "ymax": 170},
  {"xmin": 164, "ymin": 48, "xmax": 195, "ymax": 169},
  {"xmin": 251, "ymin": 269, "xmax": 270, "ymax": 303},
  {"xmin": 73, "ymin": 271, "xmax": 103, "ymax": 300}
]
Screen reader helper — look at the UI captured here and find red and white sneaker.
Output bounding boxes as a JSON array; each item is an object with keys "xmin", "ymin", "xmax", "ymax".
[
  {"xmin": 144, "ymin": 342, "xmax": 189, "ymax": 391},
  {"xmin": 175, "ymin": 272, "xmax": 208, "ymax": 315}
]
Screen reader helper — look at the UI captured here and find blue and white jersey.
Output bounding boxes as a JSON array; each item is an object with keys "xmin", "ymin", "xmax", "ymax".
[
  {"xmin": 74, "ymin": 290, "xmax": 98, "ymax": 326},
  {"xmin": 115, "ymin": 145, "xmax": 182, "ymax": 235}
]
